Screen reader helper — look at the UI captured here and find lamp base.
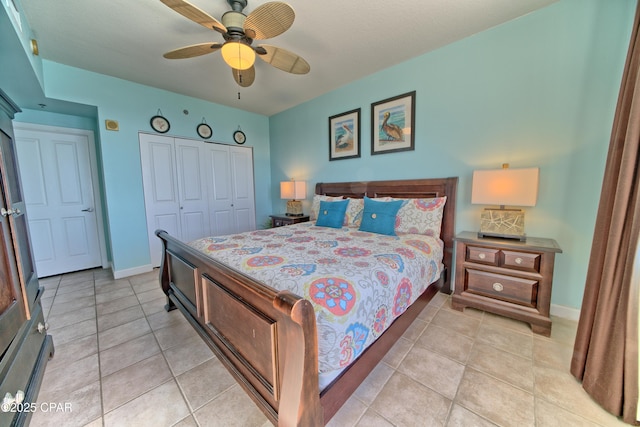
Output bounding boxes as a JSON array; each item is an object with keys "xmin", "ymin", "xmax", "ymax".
[
  {"xmin": 479, "ymin": 208, "xmax": 526, "ymax": 241},
  {"xmin": 286, "ymin": 200, "xmax": 304, "ymax": 217}
]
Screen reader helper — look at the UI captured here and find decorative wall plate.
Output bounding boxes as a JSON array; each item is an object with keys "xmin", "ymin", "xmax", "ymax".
[
  {"xmin": 233, "ymin": 129, "xmax": 246, "ymax": 144},
  {"xmin": 150, "ymin": 115, "xmax": 170, "ymax": 133},
  {"xmin": 197, "ymin": 123, "xmax": 212, "ymax": 139}
]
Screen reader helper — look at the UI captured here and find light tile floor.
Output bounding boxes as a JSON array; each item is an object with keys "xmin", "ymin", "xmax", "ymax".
[{"xmin": 28, "ymin": 268, "xmax": 628, "ymax": 427}]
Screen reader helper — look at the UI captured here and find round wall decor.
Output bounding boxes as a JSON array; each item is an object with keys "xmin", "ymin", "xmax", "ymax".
[
  {"xmin": 233, "ymin": 129, "xmax": 246, "ymax": 144},
  {"xmin": 150, "ymin": 115, "xmax": 170, "ymax": 133},
  {"xmin": 197, "ymin": 123, "xmax": 212, "ymax": 139}
]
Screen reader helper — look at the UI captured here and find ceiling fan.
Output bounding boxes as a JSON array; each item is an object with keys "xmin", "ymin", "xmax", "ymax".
[{"xmin": 160, "ymin": 0, "xmax": 310, "ymax": 87}]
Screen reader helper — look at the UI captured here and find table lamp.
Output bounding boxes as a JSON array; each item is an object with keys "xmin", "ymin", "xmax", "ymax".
[
  {"xmin": 471, "ymin": 164, "xmax": 539, "ymax": 241},
  {"xmin": 280, "ymin": 180, "xmax": 306, "ymax": 217}
]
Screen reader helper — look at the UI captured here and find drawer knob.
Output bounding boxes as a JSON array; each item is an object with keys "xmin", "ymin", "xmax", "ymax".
[
  {"xmin": 492, "ymin": 282, "xmax": 504, "ymax": 292},
  {"xmin": 515, "ymin": 257, "xmax": 523, "ymax": 264},
  {"xmin": 478, "ymin": 253, "xmax": 486, "ymax": 260}
]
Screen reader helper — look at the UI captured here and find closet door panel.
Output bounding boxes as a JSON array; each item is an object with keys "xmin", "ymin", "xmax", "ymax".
[
  {"xmin": 175, "ymin": 139, "xmax": 210, "ymax": 241},
  {"xmin": 229, "ymin": 147, "xmax": 256, "ymax": 233},
  {"xmin": 139, "ymin": 134, "xmax": 180, "ymax": 266},
  {"xmin": 206, "ymin": 145, "xmax": 235, "ymax": 236}
]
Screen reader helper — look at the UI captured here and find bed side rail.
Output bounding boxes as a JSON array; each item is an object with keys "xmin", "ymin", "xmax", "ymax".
[{"xmin": 155, "ymin": 230, "xmax": 323, "ymax": 427}]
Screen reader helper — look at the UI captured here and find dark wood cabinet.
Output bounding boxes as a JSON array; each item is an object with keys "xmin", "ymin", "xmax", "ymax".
[
  {"xmin": 269, "ymin": 214, "xmax": 309, "ymax": 227},
  {"xmin": 0, "ymin": 89, "xmax": 53, "ymax": 426},
  {"xmin": 452, "ymin": 231, "xmax": 562, "ymax": 336}
]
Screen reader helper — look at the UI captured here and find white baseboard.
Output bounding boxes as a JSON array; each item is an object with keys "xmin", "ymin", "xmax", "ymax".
[
  {"xmin": 550, "ymin": 303, "xmax": 580, "ymax": 321},
  {"xmin": 113, "ymin": 264, "xmax": 154, "ymax": 279}
]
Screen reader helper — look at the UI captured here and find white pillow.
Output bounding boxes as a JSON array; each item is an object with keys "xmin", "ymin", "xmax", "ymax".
[
  {"xmin": 394, "ymin": 197, "xmax": 447, "ymax": 236},
  {"xmin": 310, "ymin": 194, "xmax": 343, "ymax": 220},
  {"xmin": 344, "ymin": 198, "xmax": 364, "ymax": 227}
]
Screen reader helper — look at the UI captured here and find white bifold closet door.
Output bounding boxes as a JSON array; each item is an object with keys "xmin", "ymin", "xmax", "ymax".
[
  {"xmin": 139, "ymin": 133, "xmax": 255, "ymax": 267},
  {"xmin": 204, "ymin": 143, "xmax": 256, "ymax": 236}
]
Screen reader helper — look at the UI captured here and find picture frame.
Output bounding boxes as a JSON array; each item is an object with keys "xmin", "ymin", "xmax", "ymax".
[
  {"xmin": 371, "ymin": 91, "xmax": 416, "ymax": 155},
  {"xmin": 329, "ymin": 108, "xmax": 360, "ymax": 161}
]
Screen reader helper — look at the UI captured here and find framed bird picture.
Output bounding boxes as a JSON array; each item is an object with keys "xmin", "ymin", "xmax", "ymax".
[
  {"xmin": 371, "ymin": 91, "xmax": 416, "ymax": 155},
  {"xmin": 329, "ymin": 108, "xmax": 361, "ymax": 161}
]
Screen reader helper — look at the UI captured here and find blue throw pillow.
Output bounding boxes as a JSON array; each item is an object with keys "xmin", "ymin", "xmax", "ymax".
[
  {"xmin": 358, "ymin": 197, "xmax": 403, "ymax": 236},
  {"xmin": 315, "ymin": 199, "xmax": 349, "ymax": 228}
]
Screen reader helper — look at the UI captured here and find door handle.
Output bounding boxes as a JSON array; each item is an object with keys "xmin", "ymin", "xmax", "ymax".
[{"xmin": 81, "ymin": 208, "xmax": 94, "ymax": 212}]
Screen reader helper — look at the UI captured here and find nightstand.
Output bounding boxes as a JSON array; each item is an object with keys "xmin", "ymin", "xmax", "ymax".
[
  {"xmin": 269, "ymin": 214, "xmax": 310, "ymax": 227},
  {"xmin": 452, "ymin": 231, "xmax": 562, "ymax": 336}
]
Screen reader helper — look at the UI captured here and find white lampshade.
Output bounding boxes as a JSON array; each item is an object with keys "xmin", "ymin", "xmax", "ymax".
[
  {"xmin": 280, "ymin": 181, "xmax": 306, "ymax": 200},
  {"xmin": 221, "ymin": 41, "xmax": 255, "ymax": 71},
  {"xmin": 471, "ymin": 167, "xmax": 539, "ymax": 207}
]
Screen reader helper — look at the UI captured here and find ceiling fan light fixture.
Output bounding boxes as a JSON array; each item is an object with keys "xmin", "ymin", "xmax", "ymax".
[{"xmin": 221, "ymin": 41, "xmax": 255, "ymax": 70}]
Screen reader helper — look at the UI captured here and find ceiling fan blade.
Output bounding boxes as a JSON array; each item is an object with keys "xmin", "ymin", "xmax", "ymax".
[
  {"xmin": 163, "ymin": 43, "xmax": 223, "ymax": 59},
  {"xmin": 160, "ymin": 0, "xmax": 227, "ymax": 34},
  {"xmin": 232, "ymin": 66, "xmax": 255, "ymax": 87},
  {"xmin": 244, "ymin": 2, "xmax": 294, "ymax": 40},
  {"xmin": 256, "ymin": 44, "xmax": 310, "ymax": 74}
]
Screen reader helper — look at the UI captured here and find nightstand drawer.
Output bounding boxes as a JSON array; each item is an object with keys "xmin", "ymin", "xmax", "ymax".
[
  {"xmin": 465, "ymin": 269, "xmax": 538, "ymax": 308},
  {"xmin": 502, "ymin": 250, "xmax": 540, "ymax": 272},
  {"xmin": 466, "ymin": 246, "xmax": 499, "ymax": 265},
  {"xmin": 272, "ymin": 218, "xmax": 287, "ymax": 227}
]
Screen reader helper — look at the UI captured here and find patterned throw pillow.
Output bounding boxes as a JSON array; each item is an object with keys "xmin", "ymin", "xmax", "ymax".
[
  {"xmin": 344, "ymin": 198, "xmax": 364, "ymax": 227},
  {"xmin": 316, "ymin": 199, "xmax": 349, "ymax": 228},
  {"xmin": 358, "ymin": 197, "xmax": 403, "ymax": 236},
  {"xmin": 310, "ymin": 195, "xmax": 343, "ymax": 220},
  {"xmin": 394, "ymin": 197, "xmax": 447, "ymax": 236}
]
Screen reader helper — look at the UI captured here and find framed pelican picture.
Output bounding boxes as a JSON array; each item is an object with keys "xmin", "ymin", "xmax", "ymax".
[
  {"xmin": 371, "ymin": 91, "xmax": 416, "ymax": 155},
  {"xmin": 329, "ymin": 108, "xmax": 361, "ymax": 161}
]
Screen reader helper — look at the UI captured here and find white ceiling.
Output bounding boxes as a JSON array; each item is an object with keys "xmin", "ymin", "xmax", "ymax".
[{"xmin": 19, "ymin": 0, "xmax": 557, "ymax": 116}]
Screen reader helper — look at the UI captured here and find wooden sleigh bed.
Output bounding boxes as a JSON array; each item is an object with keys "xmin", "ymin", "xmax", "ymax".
[{"xmin": 155, "ymin": 177, "xmax": 457, "ymax": 426}]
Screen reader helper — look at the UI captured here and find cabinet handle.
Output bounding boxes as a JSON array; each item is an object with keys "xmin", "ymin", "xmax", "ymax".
[
  {"xmin": 37, "ymin": 322, "xmax": 49, "ymax": 334},
  {"xmin": 1, "ymin": 207, "xmax": 20, "ymax": 217},
  {"xmin": 478, "ymin": 253, "xmax": 486, "ymax": 260},
  {"xmin": 492, "ymin": 282, "xmax": 504, "ymax": 292},
  {"xmin": 515, "ymin": 257, "xmax": 523, "ymax": 264},
  {"xmin": 2, "ymin": 390, "xmax": 24, "ymax": 408}
]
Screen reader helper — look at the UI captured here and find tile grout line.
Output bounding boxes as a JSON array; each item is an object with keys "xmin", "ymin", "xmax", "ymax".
[
  {"xmin": 134, "ymin": 278, "xmax": 199, "ymax": 426},
  {"xmin": 92, "ymin": 270, "xmax": 106, "ymax": 427}
]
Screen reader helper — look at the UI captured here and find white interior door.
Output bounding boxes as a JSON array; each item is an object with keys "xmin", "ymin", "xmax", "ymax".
[{"xmin": 14, "ymin": 127, "xmax": 102, "ymax": 277}]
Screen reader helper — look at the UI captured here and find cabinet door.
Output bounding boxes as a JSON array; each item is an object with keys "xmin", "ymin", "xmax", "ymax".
[
  {"xmin": 0, "ymin": 130, "xmax": 38, "ymax": 316},
  {"xmin": 0, "ymin": 139, "xmax": 26, "ymax": 355}
]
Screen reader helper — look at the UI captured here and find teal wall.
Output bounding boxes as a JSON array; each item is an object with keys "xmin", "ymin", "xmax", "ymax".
[{"xmin": 269, "ymin": 0, "xmax": 635, "ymax": 309}]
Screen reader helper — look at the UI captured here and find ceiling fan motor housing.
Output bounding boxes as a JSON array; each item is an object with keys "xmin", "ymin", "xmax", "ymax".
[{"xmin": 222, "ymin": 11, "xmax": 247, "ymax": 34}]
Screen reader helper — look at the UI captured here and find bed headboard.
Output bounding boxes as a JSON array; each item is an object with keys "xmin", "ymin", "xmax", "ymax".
[{"xmin": 315, "ymin": 177, "xmax": 458, "ymax": 294}]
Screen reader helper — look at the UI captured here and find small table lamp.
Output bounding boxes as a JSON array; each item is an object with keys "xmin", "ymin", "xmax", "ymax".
[
  {"xmin": 280, "ymin": 180, "xmax": 306, "ymax": 217},
  {"xmin": 471, "ymin": 165, "xmax": 539, "ymax": 241}
]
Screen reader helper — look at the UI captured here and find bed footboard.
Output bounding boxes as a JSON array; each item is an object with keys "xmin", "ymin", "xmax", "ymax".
[{"xmin": 156, "ymin": 230, "xmax": 323, "ymax": 426}]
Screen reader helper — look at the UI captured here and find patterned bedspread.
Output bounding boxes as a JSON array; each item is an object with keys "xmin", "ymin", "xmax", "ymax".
[{"xmin": 189, "ymin": 222, "xmax": 443, "ymax": 380}]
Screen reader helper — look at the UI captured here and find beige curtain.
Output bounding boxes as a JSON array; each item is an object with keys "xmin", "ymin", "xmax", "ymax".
[{"xmin": 570, "ymin": 1, "xmax": 640, "ymax": 424}]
